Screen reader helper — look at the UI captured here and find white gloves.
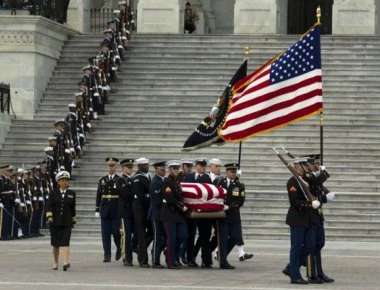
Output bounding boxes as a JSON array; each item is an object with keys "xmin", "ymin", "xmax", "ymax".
[
  {"xmin": 0, "ymin": 203, "xmax": 4, "ymax": 208},
  {"xmin": 326, "ymin": 192, "xmax": 336, "ymax": 202},
  {"xmin": 223, "ymin": 205, "xmax": 230, "ymax": 211},
  {"xmin": 15, "ymin": 198, "xmax": 21, "ymax": 204},
  {"xmin": 311, "ymin": 200, "xmax": 321, "ymax": 209},
  {"xmin": 95, "ymin": 212, "xmax": 100, "ymax": 218},
  {"xmin": 38, "ymin": 197, "xmax": 44, "ymax": 202},
  {"xmin": 236, "ymin": 170, "xmax": 242, "ymax": 177},
  {"xmin": 320, "ymin": 165, "xmax": 326, "ymax": 171},
  {"xmin": 26, "ymin": 200, "xmax": 32, "ymax": 205},
  {"xmin": 182, "ymin": 206, "xmax": 188, "ymax": 212}
]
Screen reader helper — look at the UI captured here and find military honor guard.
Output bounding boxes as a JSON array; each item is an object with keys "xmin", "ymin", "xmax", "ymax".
[
  {"xmin": 282, "ymin": 157, "xmax": 318, "ymax": 284},
  {"xmin": 46, "ymin": 171, "xmax": 76, "ymax": 271},
  {"xmin": 161, "ymin": 160, "xmax": 188, "ymax": 269},
  {"xmin": 95, "ymin": 157, "xmax": 121, "ymax": 262},
  {"xmin": 116, "ymin": 158, "xmax": 135, "ymax": 266},
  {"xmin": 132, "ymin": 157, "xmax": 153, "ymax": 267},
  {"xmin": 183, "ymin": 159, "xmax": 212, "ymax": 268},
  {"xmin": 304, "ymin": 154, "xmax": 335, "ymax": 283},
  {"xmin": 216, "ymin": 163, "xmax": 246, "ymax": 269},
  {"xmin": 149, "ymin": 161, "xmax": 167, "ymax": 268},
  {"xmin": 0, "ymin": 164, "xmax": 15, "ymax": 240},
  {"xmin": 180, "ymin": 160, "xmax": 193, "ymax": 175}
]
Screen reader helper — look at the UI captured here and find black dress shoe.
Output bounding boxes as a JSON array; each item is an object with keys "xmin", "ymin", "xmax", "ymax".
[
  {"xmin": 63, "ymin": 263, "xmax": 70, "ymax": 271},
  {"xmin": 103, "ymin": 256, "xmax": 111, "ymax": 263},
  {"xmin": 180, "ymin": 256, "xmax": 188, "ymax": 265},
  {"xmin": 291, "ymin": 278, "xmax": 309, "ymax": 284},
  {"xmin": 319, "ymin": 274, "xmax": 334, "ymax": 283},
  {"xmin": 239, "ymin": 253, "xmax": 254, "ymax": 261},
  {"xmin": 308, "ymin": 277, "xmax": 324, "ymax": 284},
  {"xmin": 201, "ymin": 263, "xmax": 213, "ymax": 269},
  {"xmin": 152, "ymin": 263, "xmax": 164, "ymax": 269},
  {"xmin": 115, "ymin": 249, "xmax": 121, "ymax": 261},
  {"xmin": 187, "ymin": 261, "xmax": 199, "ymax": 268},
  {"xmin": 123, "ymin": 261, "xmax": 133, "ymax": 267},
  {"xmin": 167, "ymin": 264, "xmax": 180, "ymax": 269},
  {"xmin": 220, "ymin": 263, "xmax": 235, "ymax": 270},
  {"xmin": 282, "ymin": 266, "xmax": 290, "ymax": 277},
  {"xmin": 139, "ymin": 263, "xmax": 150, "ymax": 268}
]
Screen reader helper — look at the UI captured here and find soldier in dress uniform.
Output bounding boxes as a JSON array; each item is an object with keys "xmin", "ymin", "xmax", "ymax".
[
  {"xmin": 180, "ymin": 160, "xmax": 193, "ymax": 175},
  {"xmin": 44, "ymin": 145, "xmax": 58, "ymax": 189},
  {"xmin": 303, "ymin": 154, "xmax": 335, "ymax": 283},
  {"xmin": 0, "ymin": 164, "xmax": 15, "ymax": 240},
  {"xmin": 53, "ymin": 120, "xmax": 72, "ymax": 175},
  {"xmin": 116, "ymin": 158, "xmax": 135, "ymax": 266},
  {"xmin": 16, "ymin": 168, "xmax": 29, "ymax": 238},
  {"xmin": 10, "ymin": 168, "xmax": 23, "ymax": 239},
  {"xmin": 132, "ymin": 157, "xmax": 153, "ymax": 267},
  {"xmin": 81, "ymin": 65, "xmax": 97, "ymax": 120},
  {"xmin": 182, "ymin": 159, "xmax": 212, "ymax": 268},
  {"xmin": 282, "ymin": 157, "xmax": 317, "ymax": 284},
  {"xmin": 161, "ymin": 160, "xmax": 188, "ymax": 269},
  {"xmin": 21, "ymin": 168, "xmax": 33, "ymax": 237},
  {"xmin": 149, "ymin": 161, "xmax": 167, "ymax": 268},
  {"xmin": 29, "ymin": 166, "xmax": 43, "ymax": 237},
  {"xmin": 206, "ymin": 158, "xmax": 223, "ymax": 258},
  {"xmin": 95, "ymin": 157, "xmax": 121, "ymax": 262},
  {"xmin": 216, "ymin": 163, "xmax": 247, "ymax": 269},
  {"xmin": 46, "ymin": 171, "xmax": 76, "ymax": 271},
  {"xmin": 65, "ymin": 103, "xmax": 82, "ymax": 159}
]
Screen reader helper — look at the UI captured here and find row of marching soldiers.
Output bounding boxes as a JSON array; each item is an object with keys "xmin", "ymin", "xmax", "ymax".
[
  {"xmin": 0, "ymin": 2, "xmax": 133, "ymax": 241},
  {"xmin": 0, "ymin": 164, "xmax": 52, "ymax": 240},
  {"xmin": 95, "ymin": 157, "xmax": 253, "ymax": 270},
  {"xmin": 42, "ymin": 2, "xmax": 133, "ymax": 179}
]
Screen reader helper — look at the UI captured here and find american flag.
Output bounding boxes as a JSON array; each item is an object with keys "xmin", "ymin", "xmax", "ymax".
[
  {"xmin": 181, "ymin": 182, "xmax": 226, "ymax": 212},
  {"xmin": 218, "ymin": 25, "xmax": 323, "ymax": 142}
]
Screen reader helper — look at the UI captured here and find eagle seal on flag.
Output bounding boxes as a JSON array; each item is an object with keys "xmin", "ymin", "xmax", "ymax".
[{"xmin": 182, "ymin": 60, "xmax": 247, "ymax": 151}]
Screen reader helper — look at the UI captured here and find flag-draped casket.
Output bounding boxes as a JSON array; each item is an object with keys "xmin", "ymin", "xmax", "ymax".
[{"xmin": 181, "ymin": 182, "xmax": 226, "ymax": 214}]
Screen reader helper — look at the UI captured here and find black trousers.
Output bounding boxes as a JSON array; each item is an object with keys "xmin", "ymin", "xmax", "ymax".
[
  {"xmin": 151, "ymin": 219, "xmax": 166, "ymax": 265},
  {"xmin": 196, "ymin": 219, "xmax": 213, "ymax": 265},
  {"xmin": 132, "ymin": 202, "xmax": 153, "ymax": 265}
]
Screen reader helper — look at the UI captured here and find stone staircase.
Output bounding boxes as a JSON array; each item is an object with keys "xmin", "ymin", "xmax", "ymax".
[{"xmin": 1, "ymin": 34, "xmax": 380, "ymax": 241}]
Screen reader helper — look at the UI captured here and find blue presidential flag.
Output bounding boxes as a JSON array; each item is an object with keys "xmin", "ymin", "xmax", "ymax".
[{"xmin": 182, "ymin": 60, "xmax": 247, "ymax": 151}]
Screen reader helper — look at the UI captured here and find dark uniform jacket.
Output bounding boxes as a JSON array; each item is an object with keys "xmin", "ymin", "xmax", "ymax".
[
  {"xmin": 96, "ymin": 174, "xmax": 120, "ymax": 219},
  {"xmin": 160, "ymin": 173, "xmax": 186, "ymax": 223},
  {"xmin": 216, "ymin": 177, "xmax": 245, "ymax": 224},
  {"xmin": 148, "ymin": 174, "xmax": 165, "ymax": 221},
  {"xmin": 132, "ymin": 171, "xmax": 151, "ymax": 210},
  {"xmin": 285, "ymin": 176, "xmax": 314, "ymax": 228},
  {"xmin": 183, "ymin": 172, "xmax": 212, "ymax": 184},
  {"xmin": 0, "ymin": 175, "xmax": 14, "ymax": 207},
  {"xmin": 307, "ymin": 171, "xmax": 329, "ymax": 225},
  {"xmin": 46, "ymin": 189, "xmax": 76, "ymax": 227},
  {"xmin": 116, "ymin": 174, "xmax": 134, "ymax": 219}
]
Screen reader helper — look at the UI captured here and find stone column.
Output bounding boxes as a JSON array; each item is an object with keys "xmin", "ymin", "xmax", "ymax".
[
  {"xmin": 234, "ymin": 0, "xmax": 280, "ymax": 34},
  {"xmin": 0, "ymin": 16, "xmax": 78, "ymax": 119},
  {"xmin": 333, "ymin": 0, "xmax": 376, "ymax": 34},
  {"xmin": 66, "ymin": 0, "xmax": 91, "ymax": 33},
  {"xmin": 137, "ymin": 0, "xmax": 182, "ymax": 33}
]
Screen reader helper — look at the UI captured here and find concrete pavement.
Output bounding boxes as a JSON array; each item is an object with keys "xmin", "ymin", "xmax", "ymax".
[{"xmin": 0, "ymin": 235, "xmax": 379, "ymax": 290}]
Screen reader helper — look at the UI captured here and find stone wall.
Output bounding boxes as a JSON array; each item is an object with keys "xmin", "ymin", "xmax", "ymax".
[{"xmin": 0, "ymin": 16, "xmax": 78, "ymax": 122}]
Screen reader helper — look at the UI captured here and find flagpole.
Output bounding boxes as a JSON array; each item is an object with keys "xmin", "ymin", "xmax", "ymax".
[
  {"xmin": 316, "ymin": 6, "xmax": 324, "ymax": 165},
  {"xmin": 237, "ymin": 46, "xmax": 251, "ymax": 168}
]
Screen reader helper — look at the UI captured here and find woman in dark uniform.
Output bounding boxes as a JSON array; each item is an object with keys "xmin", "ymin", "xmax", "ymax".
[
  {"xmin": 161, "ymin": 160, "xmax": 188, "ymax": 269},
  {"xmin": 46, "ymin": 171, "xmax": 76, "ymax": 271}
]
